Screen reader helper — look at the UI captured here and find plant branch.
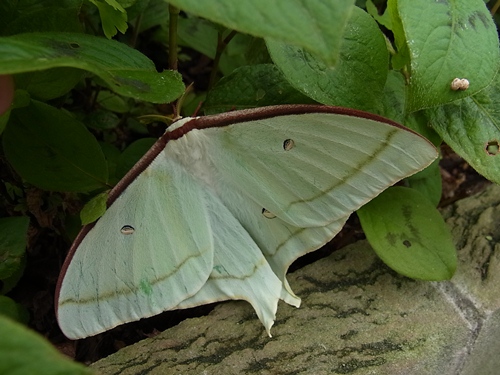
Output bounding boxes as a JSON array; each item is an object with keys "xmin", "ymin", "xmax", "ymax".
[
  {"xmin": 208, "ymin": 30, "xmax": 237, "ymax": 90},
  {"xmin": 168, "ymin": 5, "xmax": 180, "ymax": 71},
  {"xmin": 491, "ymin": 0, "xmax": 500, "ymax": 15},
  {"xmin": 130, "ymin": 14, "xmax": 142, "ymax": 48}
]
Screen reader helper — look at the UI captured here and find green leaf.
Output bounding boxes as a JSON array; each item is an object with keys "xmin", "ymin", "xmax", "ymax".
[
  {"xmin": 0, "ymin": 315, "xmax": 93, "ymax": 375},
  {"xmin": 85, "ymin": 109, "xmax": 121, "ymax": 130},
  {"xmin": 99, "ymin": 141, "xmax": 122, "ymax": 185},
  {"xmin": 381, "ymin": 71, "xmax": 406, "ymax": 123},
  {"xmin": 3, "ymin": 101, "xmax": 109, "ymax": 192},
  {"xmin": 403, "ymin": 110, "xmax": 442, "ymax": 148},
  {"xmin": 267, "ymin": 7, "xmax": 388, "ymax": 112},
  {"xmin": 80, "ymin": 192, "xmax": 109, "ymax": 225},
  {"xmin": 394, "ymin": 0, "xmax": 499, "ymax": 112},
  {"xmin": 10, "ymin": 90, "xmax": 31, "ymax": 111},
  {"xmin": 387, "ymin": 0, "xmax": 410, "ymax": 71},
  {"xmin": 178, "ymin": 17, "xmax": 268, "ymax": 76},
  {"xmin": 0, "ymin": 257, "xmax": 26, "ymax": 294},
  {"xmin": 115, "ymin": 138, "xmax": 156, "ymax": 180},
  {"xmin": 204, "ymin": 64, "xmax": 315, "ymax": 114},
  {"xmin": 134, "ymin": 0, "xmax": 168, "ymax": 33},
  {"xmin": 406, "ymin": 159, "xmax": 442, "ymax": 207},
  {"xmin": 168, "ymin": 0, "xmax": 356, "ymax": 66},
  {"xmin": 426, "ymin": 74, "xmax": 500, "ymax": 184},
  {"xmin": 177, "ymin": 17, "xmax": 218, "ymax": 59},
  {"xmin": 0, "ymin": 32, "xmax": 184, "ymax": 103},
  {"xmin": 0, "ymin": 296, "xmax": 29, "ymax": 324},
  {"xmin": 358, "ymin": 186, "xmax": 457, "ymax": 281},
  {"xmin": 219, "ymin": 33, "xmax": 265, "ymax": 76},
  {"xmin": 89, "ymin": 0, "xmax": 128, "ymax": 38},
  {"xmin": 14, "ymin": 68, "xmax": 83, "ymax": 100},
  {"xmin": 96, "ymin": 91, "xmax": 131, "ymax": 113},
  {"xmin": 366, "ymin": 0, "xmax": 392, "ymax": 30},
  {"xmin": 0, "ymin": 217, "xmax": 29, "ymax": 280},
  {"xmin": 1, "ymin": 6, "xmax": 82, "ymax": 35}
]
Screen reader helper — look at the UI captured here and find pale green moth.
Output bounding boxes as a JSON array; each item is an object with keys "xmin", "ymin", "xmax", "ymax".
[{"xmin": 55, "ymin": 105, "xmax": 438, "ymax": 339}]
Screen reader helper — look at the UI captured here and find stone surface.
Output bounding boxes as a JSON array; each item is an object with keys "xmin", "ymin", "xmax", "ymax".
[{"xmin": 91, "ymin": 183, "xmax": 500, "ymax": 375}]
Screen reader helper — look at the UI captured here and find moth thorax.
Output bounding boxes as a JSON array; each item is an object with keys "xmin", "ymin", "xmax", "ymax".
[
  {"xmin": 262, "ymin": 208, "xmax": 276, "ymax": 219},
  {"xmin": 283, "ymin": 139, "xmax": 295, "ymax": 151},
  {"xmin": 165, "ymin": 129, "xmax": 215, "ymax": 188},
  {"xmin": 120, "ymin": 225, "xmax": 135, "ymax": 235}
]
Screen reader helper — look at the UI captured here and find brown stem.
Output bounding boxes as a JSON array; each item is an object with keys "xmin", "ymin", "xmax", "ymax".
[
  {"xmin": 491, "ymin": 0, "xmax": 500, "ymax": 15},
  {"xmin": 208, "ymin": 30, "xmax": 237, "ymax": 90},
  {"xmin": 168, "ymin": 5, "xmax": 180, "ymax": 71},
  {"xmin": 130, "ymin": 13, "xmax": 142, "ymax": 48}
]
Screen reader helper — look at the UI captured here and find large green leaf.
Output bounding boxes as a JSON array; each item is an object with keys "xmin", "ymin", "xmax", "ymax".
[
  {"xmin": 267, "ymin": 7, "xmax": 388, "ymax": 112},
  {"xmin": 0, "ymin": 32, "xmax": 184, "ymax": 103},
  {"xmin": 0, "ymin": 1, "xmax": 82, "ymax": 35},
  {"xmin": 393, "ymin": 0, "xmax": 499, "ymax": 112},
  {"xmin": 14, "ymin": 68, "xmax": 83, "ymax": 101},
  {"xmin": 0, "ymin": 217, "xmax": 29, "ymax": 280},
  {"xmin": 358, "ymin": 187, "xmax": 457, "ymax": 281},
  {"xmin": 0, "ymin": 296, "xmax": 29, "ymax": 324},
  {"xmin": 115, "ymin": 138, "xmax": 156, "ymax": 180},
  {"xmin": 204, "ymin": 64, "xmax": 315, "ymax": 114},
  {"xmin": 177, "ymin": 17, "xmax": 269, "ymax": 76},
  {"xmin": 3, "ymin": 101, "xmax": 109, "ymax": 192},
  {"xmin": 80, "ymin": 192, "xmax": 108, "ymax": 225},
  {"xmin": 0, "ymin": 315, "xmax": 92, "ymax": 375},
  {"xmin": 381, "ymin": 71, "xmax": 406, "ymax": 124},
  {"xmin": 426, "ymin": 74, "xmax": 500, "ymax": 184},
  {"xmin": 167, "ymin": 0, "xmax": 355, "ymax": 66},
  {"xmin": 0, "ymin": 256, "xmax": 26, "ymax": 294},
  {"xmin": 406, "ymin": 159, "xmax": 443, "ymax": 207},
  {"xmin": 2, "ymin": 6, "xmax": 82, "ymax": 35},
  {"xmin": 89, "ymin": 0, "xmax": 128, "ymax": 39}
]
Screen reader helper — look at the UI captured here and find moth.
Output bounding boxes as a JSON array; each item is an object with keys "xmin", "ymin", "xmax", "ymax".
[{"xmin": 56, "ymin": 105, "xmax": 437, "ymax": 339}]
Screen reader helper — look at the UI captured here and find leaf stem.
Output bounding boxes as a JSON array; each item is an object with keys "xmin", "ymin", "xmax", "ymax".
[
  {"xmin": 130, "ymin": 14, "xmax": 142, "ymax": 48},
  {"xmin": 208, "ymin": 30, "xmax": 237, "ymax": 90},
  {"xmin": 491, "ymin": 0, "xmax": 500, "ymax": 15},
  {"xmin": 168, "ymin": 5, "xmax": 180, "ymax": 71}
]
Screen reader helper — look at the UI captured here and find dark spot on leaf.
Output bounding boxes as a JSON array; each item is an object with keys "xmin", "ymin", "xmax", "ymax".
[
  {"xmin": 385, "ymin": 232, "xmax": 397, "ymax": 246},
  {"xmin": 113, "ymin": 76, "xmax": 151, "ymax": 92},
  {"xmin": 402, "ymin": 205, "xmax": 412, "ymax": 221},
  {"xmin": 468, "ymin": 11, "xmax": 491, "ymax": 30},
  {"xmin": 403, "ymin": 240, "xmax": 412, "ymax": 248},
  {"xmin": 44, "ymin": 40, "xmax": 79, "ymax": 57},
  {"xmin": 485, "ymin": 140, "xmax": 499, "ymax": 156}
]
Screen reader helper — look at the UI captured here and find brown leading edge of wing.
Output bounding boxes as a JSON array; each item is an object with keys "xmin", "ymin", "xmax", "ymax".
[
  {"xmin": 110, "ymin": 104, "xmax": 430, "ymax": 210},
  {"xmin": 103, "ymin": 105, "xmax": 432, "ymax": 212}
]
